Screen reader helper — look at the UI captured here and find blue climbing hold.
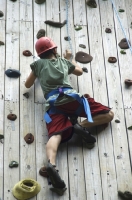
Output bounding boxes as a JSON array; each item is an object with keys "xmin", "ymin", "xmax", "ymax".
[{"xmin": 5, "ymin": 69, "xmax": 21, "ymax": 78}]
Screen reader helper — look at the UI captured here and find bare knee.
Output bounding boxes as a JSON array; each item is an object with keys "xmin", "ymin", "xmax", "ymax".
[{"xmin": 107, "ymin": 110, "xmax": 114, "ymax": 122}]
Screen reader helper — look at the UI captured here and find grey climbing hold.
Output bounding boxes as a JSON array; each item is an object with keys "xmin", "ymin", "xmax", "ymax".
[
  {"xmin": 115, "ymin": 119, "xmax": 120, "ymax": 123},
  {"xmin": 5, "ymin": 69, "xmax": 21, "ymax": 78},
  {"xmin": 9, "ymin": 161, "xmax": 19, "ymax": 168},
  {"xmin": 0, "ymin": 135, "xmax": 4, "ymax": 139},
  {"xmin": 35, "ymin": 0, "xmax": 46, "ymax": 4}
]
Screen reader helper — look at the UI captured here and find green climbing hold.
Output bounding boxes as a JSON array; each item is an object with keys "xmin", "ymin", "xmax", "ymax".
[
  {"xmin": 128, "ymin": 126, "xmax": 132, "ymax": 130},
  {"xmin": 120, "ymin": 50, "xmax": 126, "ymax": 54},
  {"xmin": 119, "ymin": 9, "xmax": 125, "ymax": 12},
  {"xmin": 74, "ymin": 25, "xmax": 82, "ymax": 31},
  {"xmin": 9, "ymin": 161, "xmax": 19, "ymax": 168}
]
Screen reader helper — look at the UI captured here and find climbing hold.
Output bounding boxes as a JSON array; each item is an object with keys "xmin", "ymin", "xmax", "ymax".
[
  {"xmin": 75, "ymin": 51, "xmax": 93, "ymax": 64},
  {"xmin": 74, "ymin": 25, "xmax": 82, "ymax": 31},
  {"xmin": 7, "ymin": 114, "xmax": 17, "ymax": 121},
  {"xmin": 0, "ymin": 11, "xmax": 4, "ymax": 17},
  {"xmin": 128, "ymin": 126, "xmax": 132, "ymax": 130},
  {"xmin": 82, "ymin": 67, "xmax": 88, "ymax": 73},
  {"xmin": 35, "ymin": 0, "xmax": 46, "ymax": 4},
  {"xmin": 39, "ymin": 166, "xmax": 48, "ymax": 178},
  {"xmin": 45, "ymin": 20, "xmax": 67, "ymax": 28},
  {"xmin": 64, "ymin": 36, "xmax": 71, "ymax": 41},
  {"xmin": 118, "ymin": 38, "xmax": 130, "ymax": 49},
  {"xmin": 0, "ymin": 134, "xmax": 4, "ymax": 139},
  {"xmin": 105, "ymin": 28, "xmax": 112, "ymax": 33},
  {"xmin": 79, "ymin": 44, "xmax": 86, "ymax": 49},
  {"xmin": 23, "ymin": 50, "xmax": 32, "ymax": 57},
  {"xmin": 115, "ymin": 119, "xmax": 120, "ymax": 123},
  {"xmin": 118, "ymin": 9, "xmax": 125, "ymax": 12},
  {"xmin": 5, "ymin": 69, "xmax": 21, "ymax": 78},
  {"xmin": 36, "ymin": 29, "xmax": 45, "ymax": 39},
  {"xmin": 118, "ymin": 191, "xmax": 132, "ymax": 200},
  {"xmin": 120, "ymin": 50, "xmax": 126, "ymax": 54},
  {"xmin": 125, "ymin": 79, "xmax": 132, "ymax": 86},
  {"xmin": 23, "ymin": 92, "xmax": 29, "ymax": 98},
  {"xmin": 24, "ymin": 133, "xmax": 34, "ymax": 144},
  {"xmin": 10, "ymin": 0, "xmax": 17, "ymax": 1},
  {"xmin": 108, "ymin": 57, "xmax": 117, "ymax": 63},
  {"xmin": 9, "ymin": 161, "xmax": 19, "ymax": 168},
  {"xmin": 86, "ymin": 0, "xmax": 97, "ymax": 8},
  {"xmin": 0, "ymin": 41, "xmax": 4, "ymax": 45}
]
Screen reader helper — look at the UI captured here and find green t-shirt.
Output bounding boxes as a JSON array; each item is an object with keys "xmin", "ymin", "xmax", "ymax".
[{"xmin": 30, "ymin": 57, "xmax": 81, "ymax": 111}]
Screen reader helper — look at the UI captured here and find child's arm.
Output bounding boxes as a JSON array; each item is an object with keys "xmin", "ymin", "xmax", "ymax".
[
  {"xmin": 25, "ymin": 71, "xmax": 37, "ymax": 88},
  {"xmin": 63, "ymin": 50, "xmax": 83, "ymax": 76}
]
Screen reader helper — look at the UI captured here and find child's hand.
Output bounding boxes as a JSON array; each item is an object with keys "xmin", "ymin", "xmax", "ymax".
[{"xmin": 63, "ymin": 50, "xmax": 73, "ymax": 60}]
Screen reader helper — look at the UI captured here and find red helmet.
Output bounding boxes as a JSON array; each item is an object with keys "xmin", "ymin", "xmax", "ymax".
[{"xmin": 35, "ymin": 37, "xmax": 57, "ymax": 56}]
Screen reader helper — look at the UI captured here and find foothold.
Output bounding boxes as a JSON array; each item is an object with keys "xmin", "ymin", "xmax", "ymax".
[
  {"xmin": 75, "ymin": 51, "xmax": 93, "ymax": 64},
  {"xmin": 0, "ymin": 11, "xmax": 4, "ymax": 17},
  {"xmin": 118, "ymin": 38, "xmax": 130, "ymax": 49},
  {"xmin": 24, "ymin": 133, "xmax": 34, "ymax": 144},
  {"xmin": 9, "ymin": 161, "xmax": 19, "ymax": 168},
  {"xmin": 115, "ymin": 119, "xmax": 120, "ymax": 123},
  {"xmin": 118, "ymin": 9, "xmax": 125, "ymax": 12},
  {"xmin": 7, "ymin": 114, "xmax": 17, "ymax": 121},
  {"xmin": 5, "ymin": 69, "xmax": 21, "ymax": 78},
  {"xmin": 79, "ymin": 44, "xmax": 86, "ymax": 49},
  {"xmin": 118, "ymin": 191, "xmax": 132, "ymax": 200},
  {"xmin": 86, "ymin": 0, "xmax": 97, "ymax": 8},
  {"xmin": 64, "ymin": 36, "xmax": 71, "ymax": 41},
  {"xmin": 45, "ymin": 20, "xmax": 67, "ymax": 28},
  {"xmin": 120, "ymin": 50, "xmax": 126, "ymax": 54},
  {"xmin": 74, "ymin": 25, "xmax": 82, "ymax": 31},
  {"xmin": 105, "ymin": 28, "xmax": 112, "ymax": 33},
  {"xmin": 23, "ymin": 50, "xmax": 32, "ymax": 57},
  {"xmin": 35, "ymin": 0, "xmax": 46, "ymax": 4},
  {"xmin": 108, "ymin": 57, "xmax": 117, "ymax": 63},
  {"xmin": 0, "ymin": 41, "xmax": 4, "ymax": 45},
  {"xmin": 0, "ymin": 134, "xmax": 4, "ymax": 139},
  {"xmin": 10, "ymin": 0, "xmax": 17, "ymax": 1},
  {"xmin": 36, "ymin": 29, "xmax": 45, "ymax": 39},
  {"xmin": 125, "ymin": 79, "xmax": 132, "ymax": 86},
  {"xmin": 23, "ymin": 92, "xmax": 29, "ymax": 98},
  {"xmin": 82, "ymin": 67, "xmax": 88, "ymax": 73},
  {"xmin": 128, "ymin": 126, "xmax": 132, "ymax": 130},
  {"xmin": 39, "ymin": 166, "xmax": 48, "ymax": 177}
]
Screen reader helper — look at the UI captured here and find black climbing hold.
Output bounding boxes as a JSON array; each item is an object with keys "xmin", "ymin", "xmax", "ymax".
[
  {"xmin": 75, "ymin": 51, "xmax": 93, "ymax": 64},
  {"xmin": 5, "ymin": 69, "xmax": 21, "ymax": 78},
  {"xmin": 23, "ymin": 50, "xmax": 32, "ymax": 57},
  {"xmin": 108, "ymin": 57, "xmax": 117, "ymax": 63},
  {"xmin": 9, "ymin": 161, "xmax": 19, "ymax": 168},
  {"xmin": 120, "ymin": 50, "xmax": 126, "ymax": 54},
  {"xmin": 35, "ymin": 0, "xmax": 46, "ymax": 4},
  {"xmin": 105, "ymin": 28, "xmax": 112, "ymax": 33},
  {"xmin": 79, "ymin": 44, "xmax": 86, "ymax": 49},
  {"xmin": 23, "ymin": 92, "xmax": 29, "ymax": 98},
  {"xmin": 36, "ymin": 29, "xmax": 45, "ymax": 39},
  {"xmin": 82, "ymin": 67, "xmax": 88, "ymax": 73},
  {"xmin": 45, "ymin": 20, "xmax": 67, "ymax": 28},
  {"xmin": 125, "ymin": 79, "xmax": 132, "ymax": 86},
  {"xmin": 0, "ymin": 11, "xmax": 4, "ymax": 17},
  {"xmin": 115, "ymin": 119, "xmax": 120, "ymax": 123},
  {"xmin": 10, "ymin": 0, "xmax": 17, "ymax": 1},
  {"xmin": 64, "ymin": 36, "xmax": 71, "ymax": 41},
  {"xmin": 0, "ymin": 41, "xmax": 4, "ymax": 45},
  {"xmin": 118, "ymin": 38, "xmax": 130, "ymax": 49},
  {"xmin": 24, "ymin": 133, "xmax": 34, "ymax": 144},
  {"xmin": 0, "ymin": 134, "xmax": 4, "ymax": 139},
  {"xmin": 86, "ymin": 0, "xmax": 97, "ymax": 8},
  {"xmin": 7, "ymin": 114, "xmax": 17, "ymax": 121},
  {"xmin": 118, "ymin": 191, "xmax": 132, "ymax": 199}
]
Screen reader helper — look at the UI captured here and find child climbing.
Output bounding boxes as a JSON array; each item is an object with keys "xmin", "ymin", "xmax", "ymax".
[{"xmin": 25, "ymin": 37, "xmax": 114, "ymax": 195}]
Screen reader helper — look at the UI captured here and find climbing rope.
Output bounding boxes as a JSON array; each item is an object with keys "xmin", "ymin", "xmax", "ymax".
[
  {"xmin": 109, "ymin": 0, "xmax": 132, "ymax": 54},
  {"xmin": 65, "ymin": 0, "xmax": 74, "ymax": 59}
]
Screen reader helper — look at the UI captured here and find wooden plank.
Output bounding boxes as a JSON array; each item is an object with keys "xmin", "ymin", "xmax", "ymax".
[
  {"xmin": 20, "ymin": 0, "xmax": 33, "ymax": 21},
  {"xmin": 0, "ymin": 0, "xmax": 6, "ymax": 21},
  {"xmin": 6, "ymin": 0, "xmax": 19, "ymax": 21}
]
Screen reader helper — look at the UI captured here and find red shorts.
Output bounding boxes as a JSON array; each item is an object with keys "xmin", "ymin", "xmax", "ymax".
[{"xmin": 46, "ymin": 95, "xmax": 110, "ymax": 143}]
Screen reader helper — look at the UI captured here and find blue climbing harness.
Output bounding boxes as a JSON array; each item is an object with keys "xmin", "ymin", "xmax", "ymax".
[{"xmin": 44, "ymin": 87, "xmax": 93, "ymax": 124}]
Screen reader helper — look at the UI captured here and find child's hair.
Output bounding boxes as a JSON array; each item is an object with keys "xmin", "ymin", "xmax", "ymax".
[{"xmin": 39, "ymin": 48, "xmax": 57, "ymax": 59}]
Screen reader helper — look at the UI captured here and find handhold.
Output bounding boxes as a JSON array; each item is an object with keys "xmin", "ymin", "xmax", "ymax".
[
  {"xmin": 75, "ymin": 51, "xmax": 93, "ymax": 63},
  {"xmin": 120, "ymin": 50, "xmax": 126, "ymax": 54},
  {"xmin": 0, "ymin": 41, "xmax": 4, "ymax": 45},
  {"xmin": 35, "ymin": 0, "xmax": 46, "ymax": 4},
  {"xmin": 10, "ymin": 0, "xmax": 17, "ymax": 1},
  {"xmin": 118, "ymin": 191, "xmax": 132, "ymax": 199},
  {"xmin": 108, "ymin": 57, "xmax": 117, "ymax": 63},
  {"xmin": 79, "ymin": 44, "xmax": 86, "ymax": 49},
  {"xmin": 64, "ymin": 36, "xmax": 71, "ymax": 41},
  {"xmin": 74, "ymin": 25, "xmax": 82, "ymax": 31},
  {"xmin": 118, "ymin": 9, "xmax": 125, "ymax": 12},
  {"xmin": 24, "ymin": 133, "xmax": 34, "ymax": 144},
  {"xmin": 23, "ymin": 92, "xmax": 29, "ymax": 98},
  {"xmin": 39, "ymin": 166, "xmax": 48, "ymax": 177},
  {"xmin": 9, "ymin": 161, "xmax": 19, "ymax": 168},
  {"xmin": 86, "ymin": 0, "xmax": 97, "ymax": 8},
  {"xmin": 5, "ymin": 69, "xmax": 21, "ymax": 78},
  {"xmin": 118, "ymin": 38, "xmax": 130, "ymax": 49},
  {"xmin": 45, "ymin": 20, "xmax": 67, "ymax": 28},
  {"xmin": 0, "ymin": 11, "xmax": 4, "ymax": 17},
  {"xmin": 115, "ymin": 119, "xmax": 120, "ymax": 123},
  {"xmin": 23, "ymin": 50, "xmax": 32, "ymax": 57},
  {"xmin": 125, "ymin": 79, "xmax": 132, "ymax": 86},
  {"xmin": 7, "ymin": 114, "xmax": 17, "ymax": 121},
  {"xmin": 82, "ymin": 67, "xmax": 88, "ymax": 73},
  {"xmin": 36, "ymin": 29, "xmax": 45, "ymax": 39},
  {"xmin": 105, "ymin": 28, "xmax": 112, "ymax": 33},
  {"xmin": 0, "ymin": 134, "xmax": 4, "ymax": 139},
  {"xmin": 128, "ymin": 126, "xmax": 132, "ymax": 130}
]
